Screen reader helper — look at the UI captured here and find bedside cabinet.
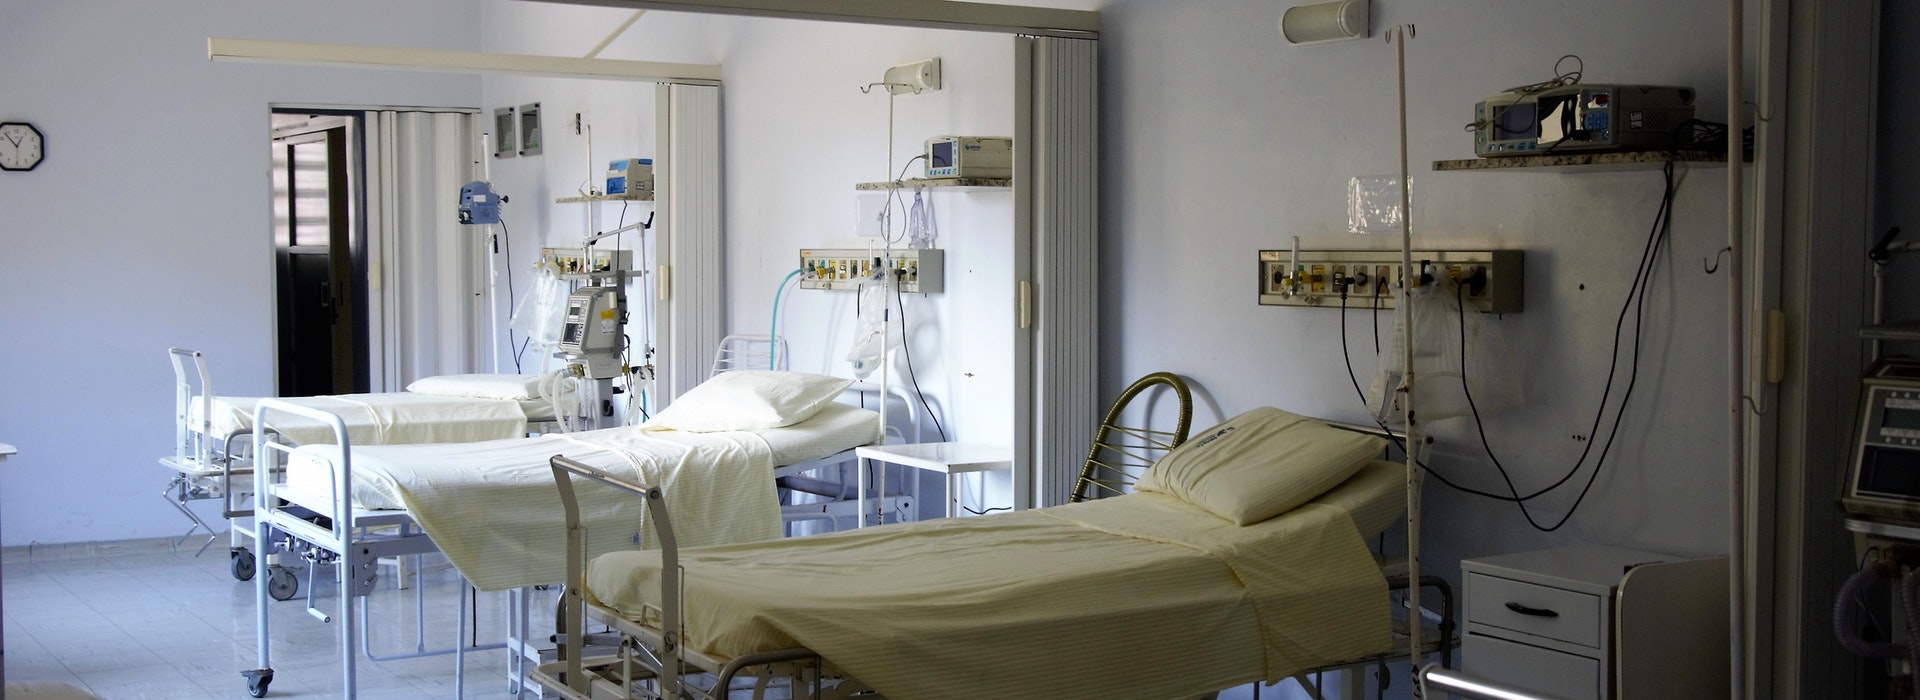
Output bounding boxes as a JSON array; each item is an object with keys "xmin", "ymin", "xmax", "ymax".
[{"xmin": 1461, "ymin": 546, "xmax": 1726, "ymax": 700}]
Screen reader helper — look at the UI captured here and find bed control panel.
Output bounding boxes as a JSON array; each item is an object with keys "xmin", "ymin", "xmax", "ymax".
[{"xmin": 799, "ymin": 248, "xmax": 944, "ymax": 294}]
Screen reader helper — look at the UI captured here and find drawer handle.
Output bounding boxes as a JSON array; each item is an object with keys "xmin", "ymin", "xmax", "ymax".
[{"xmin": 1505, "ymin": 602, "xmax": 1559, "ymax": 618}]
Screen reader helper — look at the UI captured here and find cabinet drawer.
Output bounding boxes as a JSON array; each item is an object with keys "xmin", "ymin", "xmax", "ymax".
[
  {"xmin": 1464, "ymin": 631, "xmax": 1600, "ymax": 700},
  {"xmin": 1468, "ymin": 571, "xmax": 1605, "ymax": 648}
]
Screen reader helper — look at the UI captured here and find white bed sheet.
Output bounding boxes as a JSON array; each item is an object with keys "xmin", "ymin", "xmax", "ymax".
[
  {"xmin": 279, "ymin": 403, "xmax": 881, "ymax": 591},
  {"xmin": 284, "ymin": 402, "xmax": 878, "ymax": 512},
  {"xmin": 195, "ymin": 393, "xmax": 533, "ymax": 446},
  {"xmin": 583, "ymin": 460, "xmax": 1403, "ymax": 699}
]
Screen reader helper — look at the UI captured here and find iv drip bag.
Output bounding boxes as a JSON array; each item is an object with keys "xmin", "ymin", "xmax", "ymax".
[{"xmin": 845, "ymin": 269, "xmax": 901, "ymax": 379}]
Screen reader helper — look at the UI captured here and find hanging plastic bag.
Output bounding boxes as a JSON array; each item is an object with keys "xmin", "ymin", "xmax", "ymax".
[
  {"xmin": 510, "ymin": 268, "xmax": 568, "ymax": 352},
  {"xmin": 907, "ymin": 189, "xmax": 937, "ymax": 249},
  {"xmin": 845, "ymin": 269, "xmax": 902, "ymax": 379},
  {"xmin": 1368, "ymin": 274, "xmax": 1521, "ymax": 426}
]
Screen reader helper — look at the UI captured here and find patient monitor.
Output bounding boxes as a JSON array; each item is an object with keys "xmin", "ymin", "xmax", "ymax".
[
  {"xmin": 1843, "ymin": 357, "xmax": 1920, "ymax": 528},
  {"xmin": 559, "ymin": 286, "xmax": 624, "ymax": 379}
]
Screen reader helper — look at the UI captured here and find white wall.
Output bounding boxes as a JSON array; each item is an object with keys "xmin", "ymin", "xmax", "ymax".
[
  {"xmin": 0, "ymin": 1, "xmax": 480, "ymax": 545},
  {"xmin": 1, "ymin": 0, "xmax": 1744, "ymax": 568},
  {"xmin": 1099, "ymin": 0, "xmax": 1735, "ymax": 583}
]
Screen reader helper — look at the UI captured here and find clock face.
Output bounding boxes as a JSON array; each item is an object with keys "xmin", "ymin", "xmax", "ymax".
[{"xmin": 0, "ymin": 122, "xmax": 44, "ymax": 172}]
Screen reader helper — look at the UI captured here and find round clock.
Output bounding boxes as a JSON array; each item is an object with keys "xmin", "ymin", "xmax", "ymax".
[{"xmin": 0, "ymin": 122, "xmax": 44, "ymax": 172}]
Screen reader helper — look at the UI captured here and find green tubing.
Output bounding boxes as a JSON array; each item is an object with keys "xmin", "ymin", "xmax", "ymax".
[{"xmin": 771, "ymin": 269, "xmax": 802, "ymax": 369}]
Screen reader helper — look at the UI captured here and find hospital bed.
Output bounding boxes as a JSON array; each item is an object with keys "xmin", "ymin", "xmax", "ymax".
[
  {"xmin": 241, "ymin": 370, "xmax": 886, "ymax": 699},
  {"xmin": 160, "ymin": 347, "xmax": 571, "ymax": 582},
  {"xmin": 532, "ymin": 406, "xmax": 1457, "ymax": 700}
]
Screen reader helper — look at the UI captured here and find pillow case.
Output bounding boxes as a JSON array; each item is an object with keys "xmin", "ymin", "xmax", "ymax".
[
  {"xmin": 1135, "ymin": 406, "xmax": 1385, "ymax": 525},
  {"xmin": 644, "ymin": 370, "xmax": 853, "ymax": 433},
  {"xmin": 406, "ymin": 373, "xmax": 545, "ymax": 400}
]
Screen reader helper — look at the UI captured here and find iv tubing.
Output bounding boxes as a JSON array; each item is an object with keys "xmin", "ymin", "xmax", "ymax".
[{"xmin": 771, "ymin": 269, "xmax": 802, "ymax": 369}]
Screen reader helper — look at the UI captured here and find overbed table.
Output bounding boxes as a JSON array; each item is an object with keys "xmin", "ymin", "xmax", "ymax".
[{"xmin": 854, "ymin": 442, "xmax": 1012, "ymax": 526}]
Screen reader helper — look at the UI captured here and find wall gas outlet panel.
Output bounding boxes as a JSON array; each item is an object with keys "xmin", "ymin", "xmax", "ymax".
[
  {"xmin": 1257, "ymin": 249, "xmax": 1524, "ymax": 313},
  {"xmin": 799, "ymin": 248, "xmax": 944, "ymax": 294},
  {"xmin": 541, "ymin": 247, "xmax": 633, "ymax": 276}
]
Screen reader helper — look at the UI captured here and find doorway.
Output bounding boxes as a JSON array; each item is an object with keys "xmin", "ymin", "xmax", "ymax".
[{"xmin": 271, "ymin": 112, "xmax": 368, "ymax": 396}]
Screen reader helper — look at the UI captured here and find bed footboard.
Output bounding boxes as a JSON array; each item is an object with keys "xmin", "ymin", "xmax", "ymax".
[{"xmin": 542, "ymin": 455, "xmax": 872, "ymax": 700}]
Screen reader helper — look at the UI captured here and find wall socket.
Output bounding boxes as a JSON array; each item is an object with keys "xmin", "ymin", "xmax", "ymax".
[{"xmin": 1257, "ymin": 249, "xmax": 1524, "ymax": 313}]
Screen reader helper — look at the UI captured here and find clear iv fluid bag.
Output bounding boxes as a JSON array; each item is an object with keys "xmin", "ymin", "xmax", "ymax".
[
  {"xmin": 1368, "ymin": 276, "xmax": 1520, "ymax": 425},
  {"xmin": 846, "ymin": 277, "xmax": 901, "ymax": 380}
]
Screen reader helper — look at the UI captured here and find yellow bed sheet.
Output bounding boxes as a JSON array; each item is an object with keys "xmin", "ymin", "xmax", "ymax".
[{"xmin": 585, "ymin": 461, "xmax": 1402, "ymax": 699}]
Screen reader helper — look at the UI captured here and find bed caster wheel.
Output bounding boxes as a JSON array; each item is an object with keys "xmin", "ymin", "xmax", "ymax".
[
  {"xmin": 243, "ymin": 668, "xmax": 273, "ymax": 697},
  {"xmin": 231, "ymin": 548, "xmax": 256, "ymax": 581},
  {"xmin": 266, "ymin": 568, "xmax": 298, "ymax": 601}
]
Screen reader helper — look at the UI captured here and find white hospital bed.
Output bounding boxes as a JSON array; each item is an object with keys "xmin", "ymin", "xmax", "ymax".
[
  {"xmin": 241, "ymin": 383, "xmax": 885, "ymax": 699},
  {"xmin": 533, "ymin": 409, "xmax": 1457, "ymax": 700},
  {"xmin": 160, "ymin": 347, "xmax": 568, "ymax": 581}
]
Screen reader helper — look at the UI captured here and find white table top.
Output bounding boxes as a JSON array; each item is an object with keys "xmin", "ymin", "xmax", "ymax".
[
  {"xmin": 0, "ymin": 442, "xmax": 14, "ymax": 459},
  {"xmin": 856, "ymin": 442, "xmax": 1012, "ymax": 474}
]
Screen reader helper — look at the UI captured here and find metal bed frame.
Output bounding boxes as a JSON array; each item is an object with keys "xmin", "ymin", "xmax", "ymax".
[
  {"xmin": 243, "ymin": 398, "xmax": 515, "ymax": 699},
  {"xmin": 532, "ymin": 454, "xmax": 1456, "ymax": 700},
  {"xmin": 238, "ymin": 397, "xmax": 897, "ymax": 699},
  {"xmin": 163, "ymin": 348, "xmax": 577, "ymax": 595},
  {"xmin": 161, "ymin": 347, "xmax": 269, "ymax": 582}
]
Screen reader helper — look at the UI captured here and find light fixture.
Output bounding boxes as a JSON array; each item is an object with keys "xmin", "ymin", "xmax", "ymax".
[{"xmin": 1280, "ymin": 0, "xmax": 1369, "ymax": 45}]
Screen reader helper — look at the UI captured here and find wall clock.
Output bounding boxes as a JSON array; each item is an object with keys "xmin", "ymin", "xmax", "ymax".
[{"xmin": 0, "ymin": 122, "xmax": 44, "ymax": 172}]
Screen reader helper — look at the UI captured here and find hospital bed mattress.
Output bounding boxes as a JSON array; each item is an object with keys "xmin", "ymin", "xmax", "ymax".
[
  {"xmin": 283, "ymin": 402, "xmax": 877, "ymax": 512},
  {"xmin": 193, "ymin": 393, "xmax": 545, "ymax": 447},
  {"xmin": 582, "ymin": 459, "xmax": 1405, "ymax": 699},
  {"xmin": 279, "ymin": 403, "xmax": 882, "ymax": 591}
]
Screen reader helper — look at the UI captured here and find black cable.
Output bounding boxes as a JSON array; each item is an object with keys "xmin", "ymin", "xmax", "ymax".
[
  {"xmin": 1333, "ymin": 159, "xmax": 1678, "ymax": 515},
  {"xmin": 1449, "ymin": 159, "xmax": 1677, "ymax": 530},
  {"xmin": 1338, "ymin": 289, "xmax": 1531, "ymax": 502},
  {"xmin": 499, "ymin": 219, "xmax": 523, "ymax": 373},
  {"xmin": 892, "ymin": 281, "xmax": 949, "ymax": 442}
]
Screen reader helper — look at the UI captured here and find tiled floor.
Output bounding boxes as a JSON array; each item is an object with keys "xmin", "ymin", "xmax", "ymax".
[{"xmin": 4, "ymin": 538, "xmax": 542, "ymax": 699}]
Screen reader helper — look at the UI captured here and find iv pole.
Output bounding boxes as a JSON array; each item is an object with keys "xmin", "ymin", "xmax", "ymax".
[
  {"xmin": 1387, "ymin": 23, "xmax": 1425, "ymax": 677},
  {"xmin": 479, "ymin": 132, "xmax": 502, "ymax": 374}
]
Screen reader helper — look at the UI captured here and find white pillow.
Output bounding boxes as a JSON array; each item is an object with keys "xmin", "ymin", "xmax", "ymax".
[
  {"xmin": 1136, "ymin": 406, "xmax": 1386, "ymax": 525},
  {"xmin": 406, "ymin": 373, "xmax": 545, "ymax": 400},
  {"xmin": 644, "ymin": 371, "xmax": 853, "ymax": 433}
]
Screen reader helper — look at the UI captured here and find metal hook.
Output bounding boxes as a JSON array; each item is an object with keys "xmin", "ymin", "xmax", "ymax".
[
  {"xmin": 1383, "ymin": 24, "xmax": 1415, "ymax": 43},
  {"xmin": 859, "ymin": 82, "xmax": 921, "ymax": 95},
  {"xmin": 1704, "ymin": 246, "xmax": 1732, "ymax": 274},
  {"xmin": 1743, "ymin": 394, "xmax": 1769, "ymax": 416}
]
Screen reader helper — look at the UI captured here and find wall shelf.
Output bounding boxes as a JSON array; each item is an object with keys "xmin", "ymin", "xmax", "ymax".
[
  {"xmin": 555, "ymin": 192, "xmax": 653, "ymax": 204},
  {"xmin": 1432, "ymin": 150, "xmax": 1732, "ymax": 173},
  {"xmin": 855, "ymin": 177, "xmax": 1011, "ymax": 191}
]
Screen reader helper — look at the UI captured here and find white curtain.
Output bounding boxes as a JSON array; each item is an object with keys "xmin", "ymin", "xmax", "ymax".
[{"xmin": 363, "ymin": 110, "xmax": 484, "ymax": 391}]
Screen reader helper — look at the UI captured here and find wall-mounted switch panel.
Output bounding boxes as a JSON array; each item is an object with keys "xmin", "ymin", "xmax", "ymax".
[
  {"xmin": 799, "ymin": 248, "xmax": 945, "ymax": 294},
  {"xmin": 1257, "ymin": 249, "xmax": 1524, "ymax": 313}
]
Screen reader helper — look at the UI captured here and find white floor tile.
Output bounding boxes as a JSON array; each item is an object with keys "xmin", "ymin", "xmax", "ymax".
[{"xmin": 5, "ymin": 545, "xmax": 531, "ymax": 698}]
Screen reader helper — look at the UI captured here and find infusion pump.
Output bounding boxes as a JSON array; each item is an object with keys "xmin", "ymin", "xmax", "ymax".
[
  {"xmin": 558, "ymin": 286, "xmax": 624, "ymax": 380},
  {"xmin": 1843, "ymin": 358, "xmax": 1920, "ymax": 526}
]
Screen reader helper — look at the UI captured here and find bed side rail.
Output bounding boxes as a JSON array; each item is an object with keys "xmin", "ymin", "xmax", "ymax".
[
  {"xmin": 252, "ymin": 398, "xmax": 354, "ymax": 539},
  {"xmin": 168, "ymin": 347, "xmax": 214, "ymax": 465},
  {"xmin": 1417, "ymin": 664, "xmax": 1570, "ymax": 700},
  {"xmin": 549, "ymin": 455, "xmax": 682, "ymax": 698}
]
